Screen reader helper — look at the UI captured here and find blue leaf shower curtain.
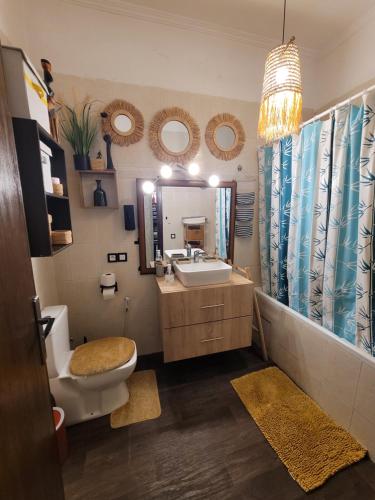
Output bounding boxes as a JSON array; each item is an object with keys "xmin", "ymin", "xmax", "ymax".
[{"xmin": 258, "ymin": 90, "xmax": 375, "ymax": 357}]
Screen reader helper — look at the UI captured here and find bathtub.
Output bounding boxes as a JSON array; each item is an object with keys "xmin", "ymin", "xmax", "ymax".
[{"xmin": 256, "ymin": 288, "xmax": 375, "ymax": 460}]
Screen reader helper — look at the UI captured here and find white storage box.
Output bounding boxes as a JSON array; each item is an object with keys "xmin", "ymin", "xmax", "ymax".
[
  {"xmin": 2, "ymin": 46, "xmax": 50, "ymax": 132},
  {"xmin": 40, "ymin": 140, "xmax": 53, "ymax": 193}
]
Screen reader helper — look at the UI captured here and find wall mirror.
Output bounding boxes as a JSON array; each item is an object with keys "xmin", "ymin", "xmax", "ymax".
[
  {"xmin": 113, "ymin": 112, "xmax": 133, "ymax": 135},
  {"xmin": 160, "ymin": 120, "xmax": 190, "ymax": 154},
  {"xmin": 149, "ymin": 107, "xmax": 200, "ymax": 165},
  {"xmin": 205, "ymin": 113, "xmax": 245, "ymax": 161},
  {"xmin": 101, "ymin": 99, "xmax": 144, "ymax": 146},
  {"xmin": 136, "ymin": 179, "xmax": 236, "ymax": 274},
  {"xmin": 215, "ymin": 125, "xmax": 236, "ymax": 150}
]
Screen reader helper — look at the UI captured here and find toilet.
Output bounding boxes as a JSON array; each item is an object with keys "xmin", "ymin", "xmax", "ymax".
[{"xmin": 43, "ymin": 305, "xmax": 137, "ymax": 426}]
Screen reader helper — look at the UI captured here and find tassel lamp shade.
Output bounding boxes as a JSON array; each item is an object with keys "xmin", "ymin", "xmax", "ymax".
[{"xmin": 258, "ymin": 37, "xmax": 302, "ymax": 142}]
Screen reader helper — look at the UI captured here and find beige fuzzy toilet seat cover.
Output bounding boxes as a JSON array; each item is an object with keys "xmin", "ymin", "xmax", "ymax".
[{"xmin": 70, "ymin": 337, "xmax": 135, "ymax": 376}]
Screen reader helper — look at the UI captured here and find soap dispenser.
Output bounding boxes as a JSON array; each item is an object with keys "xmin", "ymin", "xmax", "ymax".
[{"xmin": 164, "ymin": 263, "xmax": 174, "ymax": 284}]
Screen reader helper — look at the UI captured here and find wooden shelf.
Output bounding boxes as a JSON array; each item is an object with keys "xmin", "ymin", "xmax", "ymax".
[
  {"xmin": 52, "ymin": 243, "xmax": 73, "ymax": 255},
  {"xmin": 12, "ymin": 118, "xmax": 73, "ymax": 257},
  {"xmin": 78, "ymin": 169, "xmax": 119, "ymax": 209},
  {"xmin": 78, "ymin": 169, "xmax": 116, "ymax": 175},
  {"xmin": 46, "ymin": 192, "xmax": 69, "ymax": 200}
]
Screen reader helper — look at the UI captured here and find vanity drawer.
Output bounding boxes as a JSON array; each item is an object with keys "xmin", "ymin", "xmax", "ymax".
[
  {"xmin": 160, "ymin": 283, "xmax": 253, "ymax": 328},
  {"xmin": 163, "ymin": 316, "xmax": 252, "ymax": 362}
]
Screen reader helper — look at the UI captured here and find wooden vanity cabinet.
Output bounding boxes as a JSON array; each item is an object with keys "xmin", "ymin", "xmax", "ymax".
[{"xmin": 157, "ymin": 273, "xmax": 253, "ymax": 362}]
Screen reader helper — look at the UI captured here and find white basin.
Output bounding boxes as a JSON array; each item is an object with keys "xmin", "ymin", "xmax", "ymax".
[{"xmin": 173, "ymin": 260, "xmax": 232, "ymax": 287}]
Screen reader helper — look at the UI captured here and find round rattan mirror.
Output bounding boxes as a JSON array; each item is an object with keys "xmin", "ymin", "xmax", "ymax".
[
  {"xmin": 205, "ymin": 113, "xmax": 245, "ymax": 161},
  {"xmin": 149, "ymin": 107, "xmax": 200, "ymax": 164},
  {"xmin": 101, "ymin": 99, "xmax": 144, "ymax": 146}
]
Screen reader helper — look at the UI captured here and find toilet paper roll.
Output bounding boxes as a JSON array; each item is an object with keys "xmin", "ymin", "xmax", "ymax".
[
  {"xmin": 100, "ymin": 272, "xmax": 116, "ymax": 287},
  {"xmin": 102, "ymin": 287, "xmax": 115, "ymax": 300}
]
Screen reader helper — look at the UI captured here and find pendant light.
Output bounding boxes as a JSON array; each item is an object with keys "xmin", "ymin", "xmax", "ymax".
[{"xmin": 258, "ymin": 0, "xmax": 302, "ymax": 142}]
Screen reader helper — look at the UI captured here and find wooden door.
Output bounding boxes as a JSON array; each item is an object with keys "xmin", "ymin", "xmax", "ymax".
[{"xmin": 0, "ymin": 45, "xmax": 64, "ymax": 499}]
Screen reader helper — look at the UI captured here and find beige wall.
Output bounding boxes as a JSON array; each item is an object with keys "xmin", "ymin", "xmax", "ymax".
[
  {"xmin": 31, "ymin": 258, "xmax": 59, "ymax": 309},
  {"xmin": 3, "ymin": 0, "xmax": 320, "ymax": 108},
  {"xmin": 50, "ymin": 73, "xmax": 260, "ymax": 354},
  {"xmin": 315, "ymin": 7, "xmax": 375, "ymax": 109}
]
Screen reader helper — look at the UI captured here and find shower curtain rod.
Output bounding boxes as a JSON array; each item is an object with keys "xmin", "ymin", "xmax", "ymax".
[{"xmin": 301, "ymin": 82, "xmax": 375, "ymax": 128}]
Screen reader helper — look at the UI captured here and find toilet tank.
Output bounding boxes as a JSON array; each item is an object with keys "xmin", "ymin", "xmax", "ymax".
[{"xmin": 42, "ymin": 305, "xmax": 71, "ymax": 378}]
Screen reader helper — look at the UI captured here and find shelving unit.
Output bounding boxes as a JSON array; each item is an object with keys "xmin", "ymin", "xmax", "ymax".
[
  {"xmin": 184, "ymin": 223, "xmax": 205, "ymax": 249},
  {"xmin": 12, "ymin": 118, "xmax": 73, "ymax": 257},
  {"xmin": 78, "ymin": 169, "xmax": 119, "ymax": 208}
]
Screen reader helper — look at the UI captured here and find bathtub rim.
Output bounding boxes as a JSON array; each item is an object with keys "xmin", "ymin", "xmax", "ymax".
[{"xmin": 256, "ymin": 287, "xmax": 375, "ymax": 369}]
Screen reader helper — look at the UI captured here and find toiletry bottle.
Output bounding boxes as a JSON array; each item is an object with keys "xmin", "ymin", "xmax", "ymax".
[
  {"xmin": 155, "ymin": 249, "xmax": 164, "ymax": 277},
  {"xmin": 164, "ymin": 263, "xmax": 174, "ymax": 284}
]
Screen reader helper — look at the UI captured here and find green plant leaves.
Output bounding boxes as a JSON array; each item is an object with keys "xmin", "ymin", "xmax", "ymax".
[{"xmin": 60, "ymin": 101, "xmax": 98, "ymax": 155}]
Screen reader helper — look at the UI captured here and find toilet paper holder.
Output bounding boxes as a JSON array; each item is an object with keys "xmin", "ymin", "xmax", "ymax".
[{"xmin": 100, "ymin": 282, "xmax": 118, "ymax": 294}]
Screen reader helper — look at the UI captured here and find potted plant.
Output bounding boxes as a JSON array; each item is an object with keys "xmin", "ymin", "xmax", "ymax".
[{"xmin": 60, "ymin": 102, "xmax": 97, "ymax": 170}]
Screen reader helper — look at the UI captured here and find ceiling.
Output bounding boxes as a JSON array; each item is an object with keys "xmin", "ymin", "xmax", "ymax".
[{"xmin": 116, "ymin": 0, "xmax": 374, "ymax": 53}]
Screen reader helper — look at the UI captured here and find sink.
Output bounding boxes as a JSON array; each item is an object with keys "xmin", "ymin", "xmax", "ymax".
[{"xmin": 173, "ymin": 260, "xmax": 232, "ymax": 287}]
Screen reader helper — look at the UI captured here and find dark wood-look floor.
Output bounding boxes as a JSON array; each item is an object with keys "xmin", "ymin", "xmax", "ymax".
[{"xmin": 63, "ymin": 348, "xmax": 375, "ymax": 500}]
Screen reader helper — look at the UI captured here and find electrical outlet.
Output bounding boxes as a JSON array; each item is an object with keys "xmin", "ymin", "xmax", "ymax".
[{"xmin": 118, "ymin": 252, "xmax": 127, "ymax": 262}]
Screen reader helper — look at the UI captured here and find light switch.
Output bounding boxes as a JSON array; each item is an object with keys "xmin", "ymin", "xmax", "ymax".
[{"xmin": 107, "ymin": 253, "xmax": 117, "ymax": 263}]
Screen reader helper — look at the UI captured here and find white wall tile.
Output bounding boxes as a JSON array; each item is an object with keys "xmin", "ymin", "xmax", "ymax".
[
  {"xmin": 350, "ymin": 410, "xmax": 375, "ymax": 461},
  {"xmin": 354, "ymin": 362, "xmax": 375, "ymax": 424}
]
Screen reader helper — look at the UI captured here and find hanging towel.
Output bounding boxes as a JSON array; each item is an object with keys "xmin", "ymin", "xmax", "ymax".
[
  {"xmin": 235, "ymin": 222, "xmax": 253, "ymax": 238},
  {"xmin": 236, "ymin": 206, "xmax": 254, "ymax": 222},
  {"xmin": 236, "ymin": 192, "xmax": 255, "ymax": 205},
  {"xmin": 182, "ymin": 216, "xmax": 206, "ymax": 225}
]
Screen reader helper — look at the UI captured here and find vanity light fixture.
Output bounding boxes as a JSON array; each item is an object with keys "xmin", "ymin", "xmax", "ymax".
[
  {"xmin": 208, "ymin": 174, "xmax": 220, "ymax": 187},
  {"xmin": 188, "ymin": 162, "xmax": 200, "ymax": 176},
  {"xmin": 142, "ymin": 162, "xmax": 220, "ymax": 193},
  {"xmin": 142, "ymin": 180, "xmax": 155, "ymax": 194},
  {"xmin": 160, "ymin": 164, "xmax": 173, "ymax": 179},
  {"xmin": 258, "ymin": 0, "xmax": 302, "ymax": 142}
]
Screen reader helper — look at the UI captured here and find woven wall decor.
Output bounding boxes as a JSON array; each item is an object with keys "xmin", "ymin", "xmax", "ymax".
[
  {"xmin": 205, "ymin": 113, "xmax": 245, "ymax": 161},
  {"xmin": 149, "ymin": 107, "xmax": 200, "ymax": 165},
  {"xmin": 101, "ymin": 99, "xmax": 144, "ymax": 146}
]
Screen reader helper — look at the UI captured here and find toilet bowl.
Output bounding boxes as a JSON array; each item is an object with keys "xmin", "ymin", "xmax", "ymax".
[{"xmin": 43, "ymin": 305, "xmax": 137, "ymax": 426}]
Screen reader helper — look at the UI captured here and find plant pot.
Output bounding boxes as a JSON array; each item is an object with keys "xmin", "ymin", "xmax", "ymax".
[{"xmin": 73, "ymin": 154, "xmax": 90, "ymax": 171}]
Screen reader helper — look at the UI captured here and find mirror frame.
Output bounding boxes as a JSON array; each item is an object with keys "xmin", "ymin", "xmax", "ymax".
[
  {"xmin": 136, "ymin": 178, "xmax": 237, "ymax": 275},
  {"xmin": 101, "ymin": 99, "xmax": 144, "ymax": 146},
  {"xmin": 149, "ymin": 107, "xmax": 200, "ymax": 165},
  {"xmin": 205, "ymin": 113, "xmax": 245, "ymax": 161}
]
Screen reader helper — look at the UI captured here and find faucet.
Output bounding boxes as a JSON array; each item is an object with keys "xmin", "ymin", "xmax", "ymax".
[{"xmin": 193, "ymin": 249, "xmax": 207, "ymax": 263}]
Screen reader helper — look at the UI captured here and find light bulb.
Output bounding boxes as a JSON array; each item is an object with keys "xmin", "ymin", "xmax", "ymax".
[
  {"xmin": 208, "ymin": 174, "xmax": 220, "ymax": 187},
  {"xmin": 160, "ymin": 164, "xmax": 172, "ymax": 179},
  {"xmin": 188, "ymin": 162, "xmax": 200, "ymax": 176},
  {"xmin": 142, "ymin": 180, "xmax": 155, "ymax": 194},
  {"xmin": 275, "ymin": 66, "xmax": 289, "ymax": 85}
]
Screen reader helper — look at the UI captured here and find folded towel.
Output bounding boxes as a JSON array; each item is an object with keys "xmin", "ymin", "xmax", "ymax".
[
  {"xmin": 235, "ymin": 222, "xmax": 253, "ymax": 238},
  {"xmin": 182, "ymin": 216, "xmax": 206, "ymax": 225},
  {"xmin": 236, "ymin": 206, "xmax": 254, "ymax": 222},
  {"xmin": 236, "ymin": 192, "xmax": 255, "ymax": 205}
]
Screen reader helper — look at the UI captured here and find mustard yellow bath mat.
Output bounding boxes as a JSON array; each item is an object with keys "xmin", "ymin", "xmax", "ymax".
[
  {"xmin": 231, "ymin": 367, "xmax": 366, "ymax": 492},
  {"xmin": 110, "ymin": 370, "xmax": 161, "ymax": 429}
]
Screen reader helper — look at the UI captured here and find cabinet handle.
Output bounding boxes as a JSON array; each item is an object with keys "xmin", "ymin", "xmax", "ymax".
[
  {"xmin": 200, "ymin": 303, "xmax": 225, "ymax": 309},
  {"xmin": 200, "ymin": 336, "xmax": 224, "ymax": 343}
]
